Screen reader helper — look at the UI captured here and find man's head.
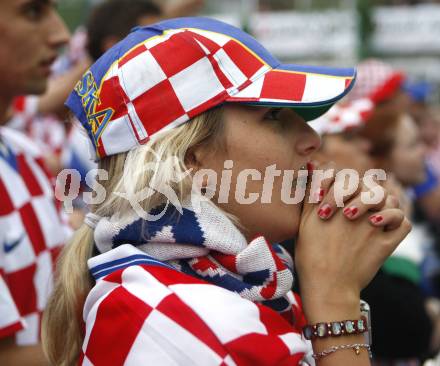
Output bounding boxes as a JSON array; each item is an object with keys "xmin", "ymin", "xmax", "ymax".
[
  {"xmin": 0, "ymin": 0, "xmax": 69, "ymax": 99},
  {"xmin": 86, "ymin": 0, "xmax": 161, "ymax": 61}
]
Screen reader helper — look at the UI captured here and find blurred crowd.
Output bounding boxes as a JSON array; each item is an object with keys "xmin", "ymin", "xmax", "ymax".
[{"xmin": 1, "ymin": 0, "xmax": 440, "ymax": 365}]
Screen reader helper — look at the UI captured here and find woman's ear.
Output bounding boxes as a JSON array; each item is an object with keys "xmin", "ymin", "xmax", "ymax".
[
  {"xmin": 185, "ymin": 148, "xmax": 198, "ymax": 170},
  {"xmin": 185, "ymin": 146, "xmax": 213, "ymax": 194},
  {"xmin": 185, "ymin": 145, "xmax": 207, "ymax": 171},
  {"xmin": 185, "ymin": 140, "xmax": 224, "ymax": 172}
]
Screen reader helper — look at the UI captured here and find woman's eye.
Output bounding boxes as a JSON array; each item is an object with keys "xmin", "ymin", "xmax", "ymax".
[{"xmin": 264, "ymin": 108, "xmax": 283, "ymax": 121}]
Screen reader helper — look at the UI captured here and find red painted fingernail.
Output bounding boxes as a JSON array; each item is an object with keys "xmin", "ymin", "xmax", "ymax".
[
  {"xmin": 318, "ymin": 204, "xmax": 332, "ymax": 219},
  {"xmin": 343, "ymin": 206, "xmax": 358, "ymax": 218},
  {"xmin": 307, "ymin": 162, "xmax": 314, "ymax": 173},
  {"xmin": 370, "ymin": 215, "xmax": 383, "ymax": 224}
]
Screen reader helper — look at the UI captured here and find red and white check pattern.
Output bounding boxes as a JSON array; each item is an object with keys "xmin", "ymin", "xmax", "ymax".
[
  {"xmin": 93, "ymin": 28, "xmax": 352, "ymax": 158},
  {"xmin": 80, "ymin": 245, "xmax": 311, "ymax": 365},
  {"xmin": 0, "ymin": 273, "xmax": 23, "ymax": 339},
  {"xmin": 310, "ymin": 98, "xmax": 375, "ymax": 135},
  {"xmin": 345, "ymin": 59, "xmax": 404, "ymax": 104},
  {"xmin": 0, "ymin": 127, "xmax": 67, "ymax": 345},
  {"xmin": 8, "ymin": 96, "xmax": 66, "ymax": 157}
]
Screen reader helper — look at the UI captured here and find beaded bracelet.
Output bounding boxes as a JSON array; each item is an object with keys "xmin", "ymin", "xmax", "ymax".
[
  {"xmin": 312, "ymin": 343, "xmax": 371, "ymax": 360},
  {"xmin": 302, "ymin": 316, "xmax": 367, "ymax": 340}
]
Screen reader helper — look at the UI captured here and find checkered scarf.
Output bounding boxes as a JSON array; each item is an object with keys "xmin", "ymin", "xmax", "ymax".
[{"xmin": 93, "ymin": 199, "xmax": 295, "ymax": 312}]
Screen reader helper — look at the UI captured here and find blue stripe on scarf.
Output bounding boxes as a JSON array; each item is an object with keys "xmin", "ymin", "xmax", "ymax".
[
  {"xmin": 112, "ymin": 206, "xmax": 205, "ymax": 248},
  {"xmin": 242, "ymin": 269, "xmax": 271, "ymax": 286},
  {"xmin": 90, "ymin": 253, "xmax": 175, "ymax": 280},
  {"xmin": 262, "ymin": 297, "xmax": 291, "ymax": 312}
]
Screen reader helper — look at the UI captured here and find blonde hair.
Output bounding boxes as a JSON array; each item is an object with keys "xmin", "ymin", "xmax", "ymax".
[{"xmin": 42, "ymin": 108, "xmax": 224, "ymax": 366}]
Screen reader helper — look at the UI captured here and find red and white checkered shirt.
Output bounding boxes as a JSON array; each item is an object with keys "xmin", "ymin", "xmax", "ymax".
[
  {"xmin": 8, "ymin": 95, "xmax": 66, "ymax": 157},
  {"xmin": 81, "ymin": 244, "xmax": 312, "ymax": 365},
  {"xmin": 0, "ymin": 127, "xmax": 67, "ymax": 345}
]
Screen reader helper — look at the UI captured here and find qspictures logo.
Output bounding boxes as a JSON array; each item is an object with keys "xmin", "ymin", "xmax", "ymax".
[{"xmin": 55, "ymin": 147, "xmax": 387, "ymax": 220}]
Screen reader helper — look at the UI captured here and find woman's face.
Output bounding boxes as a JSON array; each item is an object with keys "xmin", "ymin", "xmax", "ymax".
[
  {"xmin": 193, "ymin": 104, "xmax": 321, "ymax": 243},
  {"xmin": 389, "ymin": 114, "xmax": 426, "ymax": 186}
]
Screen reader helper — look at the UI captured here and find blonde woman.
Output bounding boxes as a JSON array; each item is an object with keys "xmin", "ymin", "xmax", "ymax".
[{"xmin": 43, "ymin": 18, "xmax": 411, "ymax": 366}]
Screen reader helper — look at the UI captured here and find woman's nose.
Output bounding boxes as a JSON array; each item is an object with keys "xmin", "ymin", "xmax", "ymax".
[{"xmin": 295, "ymin": 125, "xmax": 322, "ymax": 156}]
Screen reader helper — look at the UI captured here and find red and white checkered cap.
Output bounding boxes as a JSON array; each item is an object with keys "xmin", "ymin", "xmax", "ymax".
[
  {"xmin": 67, "ymin": 17, "xmax": 356, "ymax": 159},
  {"xmin": 309, "ymin": 98, "xmax": 375, "ymax": 135},
  {"xmin": 344, "ymin": 58, "xmax": 405, "ymax": 104}
]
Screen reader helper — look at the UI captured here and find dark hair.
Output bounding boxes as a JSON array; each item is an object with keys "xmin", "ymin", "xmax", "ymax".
[{"xmin": 86, "ymin": 0, "xmax": 161, "ymax": 61}]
